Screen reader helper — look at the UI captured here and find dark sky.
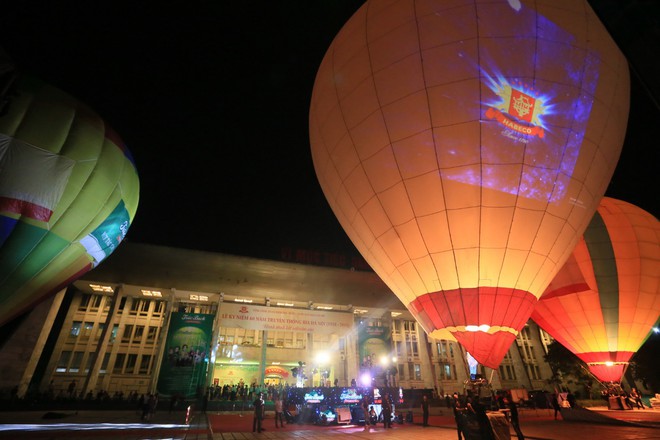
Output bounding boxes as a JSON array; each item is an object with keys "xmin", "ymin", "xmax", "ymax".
[{"xmin": 1, "ymin": 1, "xmax": 658, "ymax": 263}]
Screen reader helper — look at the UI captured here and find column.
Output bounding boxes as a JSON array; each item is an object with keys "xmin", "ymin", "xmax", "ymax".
[
  {"xmin": 82, "ymin": 284, "xmax": 123, "ymax": 395},
  {"xmin": 149, "ymin": 289, "xmax": 176, "ymax": 393}
]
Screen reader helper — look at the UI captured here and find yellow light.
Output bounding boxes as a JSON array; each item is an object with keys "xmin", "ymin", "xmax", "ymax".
[
  {"xmin": 315, "ymin": 351, "xmax": 330, "ymax": 364},
  {"xmin": 605, "ymin": 361, "xmax": 614, "ymax": 367}
]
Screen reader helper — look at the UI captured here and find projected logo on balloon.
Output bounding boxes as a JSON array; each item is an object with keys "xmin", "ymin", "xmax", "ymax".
[{"xmin": 484, "ymin": 81, "xmax": 547, "ymax": 139}]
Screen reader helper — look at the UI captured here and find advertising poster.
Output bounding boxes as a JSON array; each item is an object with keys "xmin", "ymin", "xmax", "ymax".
[
  {"xmin": 157, "ymin": 312, "xmax": 213, "ymax": 398},
  {"xmin": 358, "ymin": 324, "xmax": 392, "ymax": 370}
]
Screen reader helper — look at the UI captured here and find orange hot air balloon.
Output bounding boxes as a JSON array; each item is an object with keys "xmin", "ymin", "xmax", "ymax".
[
  {"xmin": 309, "ymin": 0, "xmax": 630, "ymax": 368},
  {"xmin": 532, "ymin": 198, "xmax": 660, "ymax": 383}
]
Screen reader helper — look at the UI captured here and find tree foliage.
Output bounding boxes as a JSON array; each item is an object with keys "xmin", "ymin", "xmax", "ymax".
[
  {"xmin": 544, "ymin": 341, "xmax": 594, "ymax": 397},
  {"xmin": 628, "ymin": 335, "xmax": 660, "ymax": 392}
]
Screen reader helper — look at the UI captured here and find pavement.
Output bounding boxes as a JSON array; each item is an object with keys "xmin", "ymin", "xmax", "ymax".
[{"xmin": 0, "ymin": 406, "xmax": 658, "ymax": 440}]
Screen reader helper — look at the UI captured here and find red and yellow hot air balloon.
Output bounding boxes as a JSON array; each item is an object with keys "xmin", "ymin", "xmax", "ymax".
[
  {"xmin": 532, "ymin": 198, "xmax": 659, "ymax": 383},
  {"xmin": 0, "ymin": 76, "xmax": 139, "ymax": 325},
  {"xmin": 309, "ymin": 0, "xmax": 630, "ymax": 367}
]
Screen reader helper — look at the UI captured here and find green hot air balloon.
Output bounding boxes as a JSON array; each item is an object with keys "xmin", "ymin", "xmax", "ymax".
[{"xmin": 0, "ymin": 77, "xmax": 139, "ymax": 325}]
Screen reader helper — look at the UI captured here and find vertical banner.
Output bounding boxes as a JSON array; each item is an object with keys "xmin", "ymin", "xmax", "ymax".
[
  {"xmin": 358, "ymin": 325, "xmax": 392, "ymax": 371},
  {"xmin": 157, "ymin": 312, "xmax": 213, "ymax": 398}
]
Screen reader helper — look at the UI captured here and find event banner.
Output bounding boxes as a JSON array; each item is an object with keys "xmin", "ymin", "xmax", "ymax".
[
  {"xmin": 358, "ymin": 324, "xmax": 392, "ymax": 369},
  {"xmin": 219, "ymin": 302, "xmax": 354, "ymax": 335},
  {"xmin": 156, "ymin": 312, "xmax": 214, "ymax": 398}
]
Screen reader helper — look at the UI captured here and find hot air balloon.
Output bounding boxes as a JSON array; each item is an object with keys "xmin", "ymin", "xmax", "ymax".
[
  {"xmin": 309, "ymin": 0, "xmax": 629, "ymax": 368},
  {"xmin": 0, "ymin": 76, "xmax": 139, "ymax": 325},
  {"xmin": 531, "ymin": 198, "xmax": 659, "ymax": 383}
]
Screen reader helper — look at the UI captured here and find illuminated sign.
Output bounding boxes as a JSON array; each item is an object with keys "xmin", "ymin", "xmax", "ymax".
[
  {"xmin": 304, "ymin": 390, "xmax": 325, "ymax": 403},
  {"xmin": 340, "ymin": 388, "xmax": 362, "ymax": 403}
]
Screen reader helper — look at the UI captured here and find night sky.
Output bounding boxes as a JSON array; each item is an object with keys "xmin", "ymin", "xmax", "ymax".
[{"xmin": 1, "ymin": 1, "xmax": 658, "ymax": 264}]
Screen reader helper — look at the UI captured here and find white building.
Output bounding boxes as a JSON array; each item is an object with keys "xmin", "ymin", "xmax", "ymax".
[{"xmin": 0, "ymin": 242, "xmax": 556, "ymax": 399}]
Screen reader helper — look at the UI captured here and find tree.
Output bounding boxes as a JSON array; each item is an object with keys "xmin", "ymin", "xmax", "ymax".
[
  {"xmin": 628, "ymin": 334, "xmax": 660, "ymax": 392},
  {"xmin": 544, "ymin": 341, "xmax": 595, "ymax": 398}
]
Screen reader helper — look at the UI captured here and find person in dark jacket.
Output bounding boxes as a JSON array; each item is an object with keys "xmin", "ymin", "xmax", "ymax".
[
  {"xmin": 505, "ymin": 394, "xmax": 525, "ymax": 440},
  {"xmin": 453, "ymin": 393, "xmax": 467, "ymax": 440},
  {"xmin": 421, "ymin": 395, "xmax": 430, "ymax": 427},
  {"xmin": 252, "ymin": 393, "xmax": 265, "ymax": 433}
]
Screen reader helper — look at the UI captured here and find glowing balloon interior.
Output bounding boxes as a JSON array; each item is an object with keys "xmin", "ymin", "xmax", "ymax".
[
  {"xmin": 0, "ymin": 77, "xmax": 139, "ymax": 325},
  {"xmin": 532, "ymin": 198, "xmax": 660, "ymax": 383},
  {"xmin": 310, "ymin": 0, "xmax": 629, "ymax": 367}
]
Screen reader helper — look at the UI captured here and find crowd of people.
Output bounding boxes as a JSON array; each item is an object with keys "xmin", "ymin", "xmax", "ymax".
[
  {"xmin": 601, "ymin": 384, "xmax": 646, "ymax": 410},
  {"xmin": 206, "ymin": 379, "xmax": 289, "ymax": 404}
]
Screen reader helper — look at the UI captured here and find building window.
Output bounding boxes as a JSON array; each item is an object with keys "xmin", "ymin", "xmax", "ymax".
[
  {"xmin": 527, "ymin": 364, "xmax": 541, "ymax": 380},
  {"xmin": 154, "ymin": 301, "xmax": 165, "ymax": 315},
  {"xmin": 84, "ymin": 353, "xmax": 96, "ymax": 373},
  {"xmin": 436, "ymin": 341, "xmax": 447, "ymax": 357},
  {"xmin": 110, "ymin": 324, "xmax": 119, "ymax": 343},
  {"xmin": 125, "ymin": 354, "xmax": 138, "ymax": 373},
  {"xmin": 79, "ymin": 294, "xmax": 91, "ymax": 311},
  {"xmin": 139, "ymin": 355, "xmax": 152, "ymax": 374},
  {"xmin": 82, "ymin": 322, "xmax": 94, "ymax": 338},
  {"xmin": 133, "ymin": 325, "xmax": 144, "ymax": 342},
  {"xmin": 414, "ymin": 364, "xmax": 422, "ymax": 380},
  {"xmin": 56, "ymin": 351, "xmax": 72, "ymax": 372},
  {"xmin": 146, "ymin": 326, "xmax": 158, "ymax": 343},
  {"xmin": 122, "ymin": 325, "xmax": 133, "ymax": 343},
  {"xmin": 89, "ymin": 294, "xmax": 103, "ymax": 310},
  {"xmin": 113, "ymin": 353, "xmax": 126, "ymax": 373},
  {"xmin": 70, "ymin": 321, "xmax": 82, "ymax": 338},
  {"xmin": 398, "ymin": 364, "xmax": 404, "ymax": 378},
  {"xmin": 70, "ymin": 351, "xmax": 84, "ymax": 373},
  {"xmin": 499, "ymin": 364, "xmax": 517, "ymax": 381},
  {"xmin": 118, "ymin": 297, "xmax": 127, "ymax": 313},
  {"xmin": 100, "ymin": 353, "xmax": 110, "ymax": 374},
  {"xmin": 140, "ymin": 300, "xmax": 151, "ymax": 315},
  {"xmin": 95, "ymin": 323, "xmax": 105, "ymax": 341},
  {"xmin": 411, "ymin": 340, "xmax": 419, "ymax": 356},
  {"xmin": 440, "ymin": 362, "xmax": 452, "ymax": 380}
]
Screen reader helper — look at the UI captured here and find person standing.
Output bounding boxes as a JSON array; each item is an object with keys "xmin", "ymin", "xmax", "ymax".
[
  {"xmin": 361, "ymin": 396, "xmax": 371, "ymax": 432},
  {"xmin": 252, "ymin": 392, "xmax": 265, "ymax": 433},
  {"xmin": 505, "ymin": 394, "xmax": 524, "ymax": 440},
  {"xmin": 274, "ymin": 394, "xmax": 285, "ymax": 428},
  {"xmin": 551, "ymin": 393, "xmax": 561, "ymax": 420},
  {"xmin": 382, "ymin": 394, "xmax": 393, "ymax": 428},
  {"xmin": 630, "ymin": 388, "xmax": 645, "ymax": 409},
  {"xmin": 453, "ymin": 394, "xmax": 467, "ymax": 440},
  {"xmin": 421, "ymin": 395, "xmax": 430, "ymax": 427}
]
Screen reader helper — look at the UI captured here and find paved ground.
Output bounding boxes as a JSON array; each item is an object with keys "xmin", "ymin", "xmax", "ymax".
[{"xmin": 0, "ymin": 407, "xmax": 658, "ymax": 440}]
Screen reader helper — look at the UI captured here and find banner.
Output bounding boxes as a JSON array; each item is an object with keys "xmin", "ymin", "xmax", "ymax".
[
  {"xmin": 358, "ymin": 325, "xmax": 392, "ymax": 369},
  {"xmin": 157, "ymin": 312, "xmax": 214, "ymax": 398},
  {"xmin": 219, "ymin": 302, "xmax": 353, "ymax": 335}
]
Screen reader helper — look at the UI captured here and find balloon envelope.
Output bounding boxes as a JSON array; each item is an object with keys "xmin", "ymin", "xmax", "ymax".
[
  {"xmin": 532, "ymin": 198, "xmax": 660, "ymax": 383},
  {"xmin": 0, "ymin": 77, "xmax": 139, "ymax": 325},
  {"xmin": 310, "ymin": 0, "xmax": 629, "ymax": 367}
]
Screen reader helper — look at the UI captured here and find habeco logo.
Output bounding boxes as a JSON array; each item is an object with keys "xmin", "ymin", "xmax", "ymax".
[{"xmin": 486, "ymin": 84, "xmax": 545, "ymax": 138}]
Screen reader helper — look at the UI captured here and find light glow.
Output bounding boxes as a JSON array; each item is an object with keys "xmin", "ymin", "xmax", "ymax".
[
  {"xmin": 141, "ymin": 289, "xmax": 162, "ymax": 297},
  {"xmin": 360, "ymin": 372, "xmax": 372, "ymax": 386},
  {"xmin": 316, "ymin": 351, "xmax": 330, "ymax": 364}
]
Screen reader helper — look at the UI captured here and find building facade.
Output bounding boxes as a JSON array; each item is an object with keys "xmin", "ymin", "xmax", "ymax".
[{"xmin": 1, "ymin": 242, "xmax": 558, "ymax": 399}]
